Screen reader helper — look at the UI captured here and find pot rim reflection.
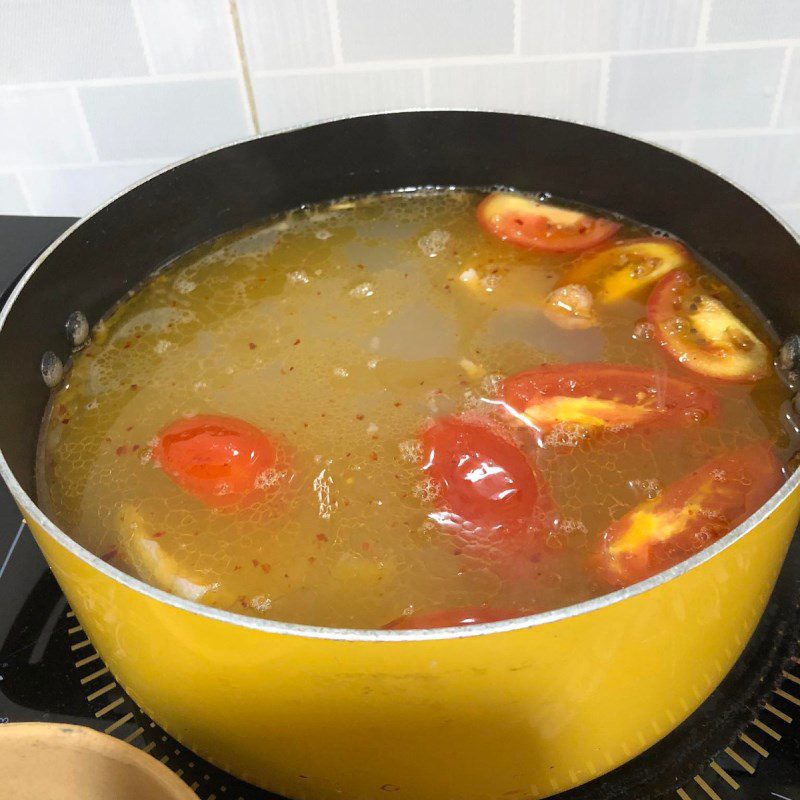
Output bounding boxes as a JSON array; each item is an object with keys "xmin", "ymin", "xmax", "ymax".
[{"xmin": 1, "ymin": 110, "xmax": 798, "ymax": 643}]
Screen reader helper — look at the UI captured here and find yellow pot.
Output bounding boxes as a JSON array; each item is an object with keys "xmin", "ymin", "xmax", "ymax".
[
  {"xmin": 13, "ymin": 486, "xmax": 799, "ymax": 800},
  {"xmin": 1, "ymin": 112, "xmax": 799, "ymax": 800}
]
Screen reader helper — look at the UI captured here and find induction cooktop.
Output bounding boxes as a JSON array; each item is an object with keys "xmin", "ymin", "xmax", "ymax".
[{"xmin": 0, "ymin": 215, "xmax": 798, "ymax": 800}]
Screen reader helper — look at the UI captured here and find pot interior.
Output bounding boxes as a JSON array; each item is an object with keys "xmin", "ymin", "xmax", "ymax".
[{"xmin": 1, "ymin": 111, "xmax": 798, "ymax": 498}]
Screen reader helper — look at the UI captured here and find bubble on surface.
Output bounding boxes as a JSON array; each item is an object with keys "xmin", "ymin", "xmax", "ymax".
[
  {"xmin": 349, "ymin": 282, "xmax": 375, "ymax": 299},
  {"xmin": 65, "ymin": 310, "xmax": 90, "ymax": 348},
  {"xmin": 399, "ymin": 439, "xmax": 423, "ymax": 463},
  {"xmin": 41, "ymin": 351, "xmax": 63, "ymax": 388},
  {"xmin": 312, "ymin": 469, "xmax": 337, "ymax": 520},
  {"xmin": 174, "ymin": 276, "xmax": 197, "ymax": 294},
  {"xmin": 287, "ymin": 270, "xmax": 310, "ymax": 284},
  {"xmin": 413, "ymin": 477, "xmax": 441, "ymax": 505},
  {"xmin": 632, "ymin": 319, "xmax": 655, "ymax": 341},
  {"xmin": 254, "ymin": 468, "xmax": 288, "ymax": 490},
  {"xmin": 417, "ymin": 229, "xmax": 450, "ymax": 257},
  {"xmin": 249, "ymin": 595, "xmax": 273, "ymax": 611},
  {"xmin": 480, "ymin": 373, "xmax": 504, "ymax": 397},
  {"xmin": 628, "ymin": 477, "xmax": 663, "ymax": 501},
  {"xmin": 542, "ymin": 422, "xmax": 591, "ymax": 449}
]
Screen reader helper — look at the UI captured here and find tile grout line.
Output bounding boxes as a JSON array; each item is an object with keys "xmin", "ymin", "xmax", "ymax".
[
  {"xmin": 69, "ymin": 86, "xmax": 100, "ymax": 163},
  {"xmin": 597, "ymin": 54, "xmax": 611, "ymax": 125},
  {"xmin": 228, "ymin": 0, "xmax": 261, "ymax": 134},
  {"xmin": 129, "ymin": 0, "xmax": 158, "ymax": 76},
  {"xmin": 695, "ymin": 0, "xmax": 713, "ymax": 48},
  {"xmin": 769, "ymin": 46, "xmax": 794, "ymax": 127},
  {"xmin": 327, "ymin": 0, "xmax": 344, "ymax": 65},
  {"xmin": 0, "ymin": 521, "xmax": 25, "ymax": 582}
]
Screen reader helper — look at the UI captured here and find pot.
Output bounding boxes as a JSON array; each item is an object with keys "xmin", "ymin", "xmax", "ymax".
[{"xmin": 1, "ymin": 111, "xmax": 798, "ymax": 800}]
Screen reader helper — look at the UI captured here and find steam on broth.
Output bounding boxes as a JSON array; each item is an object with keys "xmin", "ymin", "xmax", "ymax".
[{"xmin": 36, "ymin": 189, "xmax": 795, "ymax": 630}]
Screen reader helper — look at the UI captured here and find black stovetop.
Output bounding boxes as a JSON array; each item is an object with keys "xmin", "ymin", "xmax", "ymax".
[{"xmin": 0, "ymin": 215, "xmax": 798, "ymax": 800}]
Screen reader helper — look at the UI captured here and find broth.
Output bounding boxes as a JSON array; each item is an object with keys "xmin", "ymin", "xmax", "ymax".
[{"xmin": 36, "ymin": 189, "xmax": 796, "ymax": 629}]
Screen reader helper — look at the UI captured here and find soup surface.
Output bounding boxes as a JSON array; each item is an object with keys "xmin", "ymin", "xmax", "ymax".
[{"xmin": 37, "ymin": 189, "xmax": 795, "ymax": 629}]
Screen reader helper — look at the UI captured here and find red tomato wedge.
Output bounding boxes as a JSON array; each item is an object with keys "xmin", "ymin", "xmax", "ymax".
[
  {"xmin": 597, "ymin": 441, "xmax": 783, "ymax": 588},
  {"xmin": 558, "ymin": 237, "xmax": 689, "ymax": 302},
  {"xmin": 476, "ymin": 193, "xmax": 620, "ymax": 253},
  {"xmin": 384, "ymin": 606, "xmax": 525, "ymax": 630},
  {"xmin": 647, "ymin": 270, "xmax": 771, "ymax": 383},
  {"xmin": 154, "ymin": 414, "xmax": 291, "ymax": 508},
  {"xmin": 419, "ymin": 416, "xmax": 552, "ymax": 560},
  {"xmin": 500, "ymin": 363, "xmax": 718, "ymax": 440}
]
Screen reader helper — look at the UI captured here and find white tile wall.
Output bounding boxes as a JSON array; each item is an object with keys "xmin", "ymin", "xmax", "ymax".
[
  {"xmin": 682, "ymin": 133, "xmax": 800, "ymax": 206},
  {"xmin": 0, "ymin": 0, "xmax": 799, "ymax": 222},
  {"xmin": 607, "ymin": 49, "xmax": 785, "ymax": 131},
  {"xmin": 519, "ymin": 0, "xmax": 700, "ymax": 55},
  {"xmin": 133, "ymin": 0, "xmax": 238, "ymax": 75},
  {"xmin": 237, "ymin": 0, "xmax": 334, "ymax": 70},
  {"xmin": 254, "ymin": 70, "xmax": 425, "ymax": 131},
  {"xmin": 0, "ymin": 0, "xmax": 147, "ymax": 83},
  {"xmin": 337, "ymin": 0, "xmax": 514, "ymax": 61},
  {"xmin": 0, "ymin": 88, "xmax": 95, "ymax": 167},
  {"xmin": 79, "ymin": 79, "xmax": 250, "ymax": 160},
  {"xmin": 20, "ymin": 161, "xmax": 170, "ymax": 216},
  {"xmin": 0, "ymin": 173, "xmax": 28, "ymax": 214},
  {"xmin": 706, "ymin": 0, "xmax": 800, "ymax": 43},
  {"xmin": 429, "ymin": 60, "xmax": 602, "ymax": 122},
  {"xmin": 779, "ymin": 206, "xmax": 800, "ymax": 235},
  {"xmin": 778, "ymin": 49, "xmax": 800, "ymax": 127}
]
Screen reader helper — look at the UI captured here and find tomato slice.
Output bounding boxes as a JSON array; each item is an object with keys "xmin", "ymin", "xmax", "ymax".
[
  {"xmin": 558, "ymin": 238, "xmax": 689, "ymax": 302},
  {"xmin": 476, "ymin": 193, "xmax": 620, "ymax": 253},
  {"xmin": 419, "ymin": 416, "xmax": 552, "ymax": 558},
  {"xmin": 154, "ymin": 414, "xmax": 290, "ymax": 508},
  {"xmin": 384, "ymin": 606, "xmax": 525, "ymax": 630},
  {"xmin": 647, "ymin": 270, "xmax": 771, "ymax": 382},
  {"xmin": 500, "ymin": 363, "xmax": 718, "ymax": 440},
  {"xmin": 597, "ymin": 441, "xmax": 783, "ymax": 587}
]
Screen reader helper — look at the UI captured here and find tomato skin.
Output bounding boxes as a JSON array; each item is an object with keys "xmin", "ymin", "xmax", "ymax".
[
  {"xmin": 647, "ymin": 270, "xmax": 771, "ymax": 383},
  {"xmin": 476, "ymin": 193, "xmax": 620, "ymax": 253},
  {"xmin": 558, "ymin": 237, "xmax": 689, "ymax": 302},
  {"xmin": 597, "ymin": 441, "xmax": 783, "ymax": 588},
  {"xmin": 419, "ymin": 416, "xmax": 552, "ymax": 559},
  {"xmin": 384, "ymin": 606, "xmax": 525, "ymax": 630},
  {"xmin": 500, "ymin": 363, "xmax": 718, "ymax": 439},
  {"xmin": 154, "ymin": 414, "xmax": 290, "ymax": 508}
]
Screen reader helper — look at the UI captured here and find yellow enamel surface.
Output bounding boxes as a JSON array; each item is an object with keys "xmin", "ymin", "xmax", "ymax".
[
  {"xmin": 523, "ymin": 396, "xmax": 652, "ymax": 430},
  {"xmin": 22, "ymin": 484, "xmax": 799, "ymax": 800}
]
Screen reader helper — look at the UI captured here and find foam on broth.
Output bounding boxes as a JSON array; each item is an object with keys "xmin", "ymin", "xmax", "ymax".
[{"xmin": 36, "ymin": 189, "xmax": 795, "ymax": 628}]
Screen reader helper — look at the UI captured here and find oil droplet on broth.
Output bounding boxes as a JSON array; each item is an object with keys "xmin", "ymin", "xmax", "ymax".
[{"xmin": 35, "ymin": 189, "xmax": 793, "ymax": 628}]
